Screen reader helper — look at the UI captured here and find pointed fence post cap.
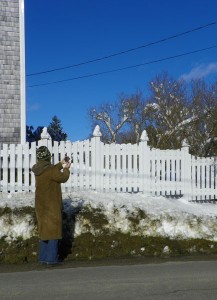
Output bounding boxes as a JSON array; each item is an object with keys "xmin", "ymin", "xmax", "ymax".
[
  {"xmin": 93, "ymin": 125, "xmax": 102, "ymax": 137},
  {"xmin": 182, "ymin": 138, "xmax": 189, "ymax": 147},
  {"xmin": 140, "ymin": 130, "xmax": 149, "ymax": 142},
  {"xmin": 41, "ymin": 127, "xmax": 51, "ymax": 140}
]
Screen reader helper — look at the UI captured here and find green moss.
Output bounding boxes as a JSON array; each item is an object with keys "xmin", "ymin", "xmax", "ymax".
[
  {"xmin": 0, "ymin": 206, "xmax": 37, "ymax": 224},
  {"xmin": 0, "ymin": 206, "xmax": 12, "ymax": 216},
  {"xmin": 136, "ymin": 208, "xmax": 148, "ymax": 220},
  {"xmin": 150, "ymin": 218, "xmax": 161, "ymax": 229},
  {"xmin": 0, "ymin": 236, "xmax": 39, "ymax": 264},
  {"xmin": 128, "ymin": 212, "xmax": 139, "ymax": 225},
  {"xmin": 1, "ymin": 231, "xmax": 217, "ymax": 264},
  {"xmin": 12, "ymin": 207, "xmax": 37, "ymax": 226},
  {"xmin": 128, "ymin": 209, "xmax": 148, "ymax": 230},
  {"xmin": 79, "ymin": 206, "xmax": 108, "ymax": 230},
  {"xmin": 164, "ymin": 214, "xmax": 174, "ymax": 223},
  {"xmin": 69, "ymin": 233, "xmax": 217, "ymax": 261},
  {"xmin": 71, "ymin": 232, "xmax": 141, "ymax": 259}
]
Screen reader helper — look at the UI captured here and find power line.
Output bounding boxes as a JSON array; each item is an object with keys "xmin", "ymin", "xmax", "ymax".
[
  {"xmin": 27, "ymin": 44, "xmax": 217, "ymax": 88},
  {"xmin": 26, "ymin": 21, "xmax": 217, "ymax": 77}
]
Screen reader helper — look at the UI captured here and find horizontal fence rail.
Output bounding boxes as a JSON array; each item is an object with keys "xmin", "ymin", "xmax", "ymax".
[{"xmin": 0, "ymin": 132, "xmax": 217, "ymax": 201}]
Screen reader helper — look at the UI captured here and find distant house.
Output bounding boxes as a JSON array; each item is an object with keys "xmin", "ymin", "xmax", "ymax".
[{"xmin": 0, "ymin": 0, "xmax": 26, "ymax": 144}]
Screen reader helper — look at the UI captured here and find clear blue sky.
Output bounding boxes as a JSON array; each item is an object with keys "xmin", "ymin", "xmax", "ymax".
[{"xmin": 25, "ymin": 0, "xmax": 217, "ymax": 142}]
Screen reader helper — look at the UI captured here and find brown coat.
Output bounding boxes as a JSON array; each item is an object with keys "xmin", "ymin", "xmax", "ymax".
[{"xmin": 32, "ymin": 161, "xmax": 70, "ymax": 240}]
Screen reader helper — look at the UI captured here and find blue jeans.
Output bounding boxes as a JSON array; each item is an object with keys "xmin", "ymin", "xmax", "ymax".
[{"xmin": 39, "ymin": 240, "xmax": 59, "ymax": 264}]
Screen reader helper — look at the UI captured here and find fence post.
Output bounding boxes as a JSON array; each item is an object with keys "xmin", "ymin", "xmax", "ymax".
[
  {"xmin": 91, "ymin": 125, "xmax": 103, "ymax": 191},
  {"xmin": 181, "ymin": 139, "xmax": 191, "ymax": 200},
  {"xmin": 40, "ymin": 127, "xmax": 51, "ymax": 146},
  {"xmin": 140, "ymin": 130, "xmax": 150, "ymax": 195}
]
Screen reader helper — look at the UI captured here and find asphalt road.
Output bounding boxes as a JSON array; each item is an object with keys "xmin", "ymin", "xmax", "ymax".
[{"xmin": 0, "ymin": 259, "xmax": 217, "ymax": 300}]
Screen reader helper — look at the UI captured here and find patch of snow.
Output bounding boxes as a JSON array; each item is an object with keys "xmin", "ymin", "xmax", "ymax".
[{"xmin": 1, "ymin": 191, "xmax": 217, "ymax": 241}]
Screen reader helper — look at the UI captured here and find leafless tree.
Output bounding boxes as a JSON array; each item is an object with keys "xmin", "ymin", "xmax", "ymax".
[
  {"xmin": 145, "ymin": 73, "xmax": 191, "ymax": 149},
  {"xmin": 89, "ymin": 92, "xmax": 145, "ymax": 143},
  {"xmin": 189, "ymin": 79, "xmax": 217, "ymax": 156}
]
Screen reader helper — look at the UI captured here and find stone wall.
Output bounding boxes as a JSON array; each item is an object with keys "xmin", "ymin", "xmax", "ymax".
[{"xmin": 0, "ymin": 0, "xmax": 23, "ymax": 143}]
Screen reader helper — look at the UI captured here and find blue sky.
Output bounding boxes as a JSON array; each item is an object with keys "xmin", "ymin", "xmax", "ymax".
[{"xmin": 25, "ymin": 0, "xmax": 217, "ymax": 141}]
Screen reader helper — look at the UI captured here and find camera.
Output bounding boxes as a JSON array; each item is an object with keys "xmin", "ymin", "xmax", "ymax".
[{"xmin": 64, "ymin": 153, "xmax": 70, "ymax": 162}]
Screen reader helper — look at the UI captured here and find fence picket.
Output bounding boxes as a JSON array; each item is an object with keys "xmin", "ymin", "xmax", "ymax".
[
  {"xmin": 2, "ymin": 144, "xmax": 8, "ymax": 192},
  {"xmin": 132, "ymin": 144, "xmax": 138, "ymax": 192},
  {"xmin": 16, "ymin": 144, "xmax": 23, "ymax": 192},
  {"xmin": 116, "ymin": 144, "xmax": 121, "ymax": 192},
  {"xmin": 77, "ymin": 141, "xmax": 83, "ymax": 190},
  {"xmin": 53, "ymin": 141, "xmax": 59, "ymax": 164},
  {"xmin": 104, "ymin": 144, "xmax": 110, "ymax": 192},
  {"xmin": 30, "ymin": 142, "xmax": 36, "ymax": 192},
  {"xmin": 84, "ymin": 139, "xmax": 90, "ymax": 190},
  {"xmin": 110, "ymin": 143, "xmax": 116, "ymax": 192},
  {"xmin": 121, "ymin": 144, "xmax": 127, "ymax": 192},
  {"xmin": 9, "ymin": 144, "xmax": 16, "ymax": 193},
  {"xmin": 24, "ymin": 143, "xmax": 30, "ymax": 192},
  {"xmin": 211, "ymin": 158, "xmax": 215, "ymax": 199},
  {"xmin": 71, "ymin": 141, "xmax": 78, "ymax": 191}
]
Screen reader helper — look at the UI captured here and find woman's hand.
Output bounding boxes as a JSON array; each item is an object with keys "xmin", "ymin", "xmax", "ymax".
[
  {"xmin": 63, "ymin": 161, "xmax": 71, "ymax": 169},
  {"xmin": 61, "ymin": 159, "xmax": 71, "ymax": 169}
]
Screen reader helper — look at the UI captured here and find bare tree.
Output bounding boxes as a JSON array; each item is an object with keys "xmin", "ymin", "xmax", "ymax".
[
  {"xmin": 190, "ymin": 79, "xmax": 217, "ymax": 156},
  {"xmin": 145, "ymin": 73, "xmax": 190, "ymax": 149},
  {"xmin": 146, "ymin": 74, "xmax": 217, "ymax": 155},
  {"xmin": 89, "ymin": 92, "xmax": 143, "ymax": 143}
]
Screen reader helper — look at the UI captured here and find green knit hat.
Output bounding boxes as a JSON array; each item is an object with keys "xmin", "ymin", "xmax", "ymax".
[{"xmin": 36, "ymin": 146, "xmax": 51, "ymax": 160}]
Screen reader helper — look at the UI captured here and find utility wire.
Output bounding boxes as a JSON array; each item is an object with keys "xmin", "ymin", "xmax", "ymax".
[
  {"xmin": 27, "ymin": 44, "xmax": 217, "ymax": 88},
  {"xmin": 27, "ymin": 21, "xmax": 217, "ymax": 77}
]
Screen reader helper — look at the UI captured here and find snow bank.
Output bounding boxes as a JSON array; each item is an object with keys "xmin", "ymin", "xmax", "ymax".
[{"xmin": 1, "ymin": 191, "xmax": 217, "ymax": 242}]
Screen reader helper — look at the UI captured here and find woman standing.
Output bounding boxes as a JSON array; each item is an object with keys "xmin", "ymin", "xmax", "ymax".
[{"xmin": 32, "ymin": 146, "xmax": 71, "ymax": 265}]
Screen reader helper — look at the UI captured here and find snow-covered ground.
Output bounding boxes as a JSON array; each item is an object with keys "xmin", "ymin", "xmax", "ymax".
[{"xmin": 0, "ymin": 191, "xmax": 217, "ymax": 242}]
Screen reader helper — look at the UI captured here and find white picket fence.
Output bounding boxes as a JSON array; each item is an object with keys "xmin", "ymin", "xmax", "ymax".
[{"xmin": 0, "ymin": 128, "xmax": 217, "ymax": 201}]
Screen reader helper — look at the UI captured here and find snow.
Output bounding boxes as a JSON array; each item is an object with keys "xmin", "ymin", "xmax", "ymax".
[{"xmin": 0, "ymin": 191, "xmax": 217, "ymax": 242}]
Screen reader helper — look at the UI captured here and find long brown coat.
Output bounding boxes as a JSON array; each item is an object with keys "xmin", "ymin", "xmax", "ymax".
[{"xmin": 32, "ymin": 161, "xmax": 70, "ymax": 240}]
